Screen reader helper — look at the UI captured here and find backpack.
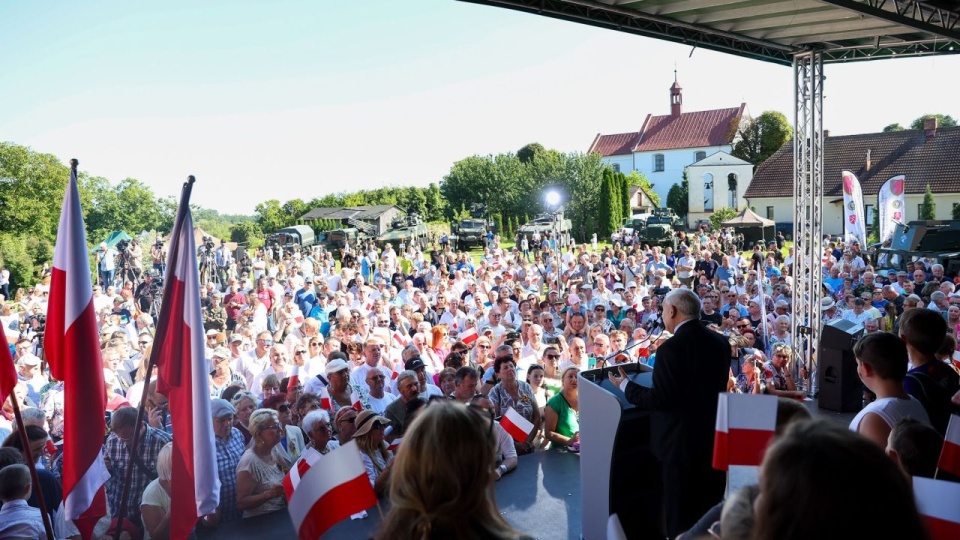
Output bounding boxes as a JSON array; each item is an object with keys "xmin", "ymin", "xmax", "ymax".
[{"xmin": 905, "ymin": 369, "xmax": 960, "ymax": 434}]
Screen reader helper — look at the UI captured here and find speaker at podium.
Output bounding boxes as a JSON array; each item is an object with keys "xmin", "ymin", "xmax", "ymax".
[{"xmin": 578, "ymin": 363, "xmax": 663, "ymax": 540}]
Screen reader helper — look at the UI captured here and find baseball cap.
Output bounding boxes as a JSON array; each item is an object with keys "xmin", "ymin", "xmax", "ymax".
[
  {"xmin": 404, "ymin": 357, "xmax": 426, "ymax": 371},
  {"xmin": 324, "ymin": 358, "xmax": 350, "ymax": 376},
  {"xmin": 229, "ymin": 334, "xmax": 243, "ymax": 344}
]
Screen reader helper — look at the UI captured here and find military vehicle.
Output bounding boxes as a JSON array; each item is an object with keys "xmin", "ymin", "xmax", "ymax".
[
  {"xmin": 378, "ymin": 213, "xmax": 429, "ymax": 251},
  {"xmin": 518, "ymin": 212, "xmax": 572, "ymax": 242},
  {"xmin": 639, "ymin": 208, "xmax": 680, "ymax": 250},
  {"xmin": 611, "ymin": 212, "xmax": 651, "ymax": 243},
  {"xmin": 266, "ymin": 225, "xmax": 316, "ymax": 251},
  {"xmin": 317, "ymin": 228, "xmax": 364, "ymax": 251},
  {"xmin": 870, "ymin": 220, "xmax": 960, "ymax": 277},
  {"xmin": 451, "ymin": 203, "xmax": 496, "ymax": 250}
]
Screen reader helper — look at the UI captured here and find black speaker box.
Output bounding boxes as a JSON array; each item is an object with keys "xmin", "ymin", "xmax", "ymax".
[{"xmin": 818, "ymin": 319, "xmax": 865, "ymax": 413}]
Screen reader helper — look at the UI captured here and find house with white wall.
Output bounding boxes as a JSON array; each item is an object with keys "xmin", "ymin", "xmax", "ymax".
[
  {"xmin": 744, "ymin": 121, "xmax": 960, "ymax": 237},
  {"xmin": 686, "ymin": 151, "xmax": 754, "ymax": 228},
  {"xmin": 588, "ymin": 78, "xmax": 746, "ymax": 206}
]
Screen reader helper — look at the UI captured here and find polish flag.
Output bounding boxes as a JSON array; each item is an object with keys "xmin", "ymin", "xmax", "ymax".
[
  {"xmin": 349, "ymin": 390, "xmax": 364, "ymax": 412},
  {"xmin": 282, "ymin": 448, "xmax": 322, "ymax": 499},
  {"xmin": 937, "ymin": 414, "xmax": 960, "ymax": 478},
  {"xmin": 154, "ymin": 178, "xmax": 220, "ymax": 540},
  {"xmin": 913, "ymin": 476, "xmax": 960, "ymax": 540},
  {"xmin": 460, "ymin": 327, "xmax": 478, "ymax": 346},
  {"xmin": 500, "ymin": 407, "xmax": 534, "ymax": 443},
  {"xmin": 44, "ymin": 159, "xmax": 109, "ymax": 535},
  {"xmin": 712, "ymin": 393, "xmax": 777, "ymax": 471},
  {"xmin": 387, "ymin": 437, "xmax": 403, "ymax": 452},
  {"xmin": 0, "ymin": 324, "xmax": 17, "ymax": 402},
  {"xmin": 319, "ymin": 387, "xmax": 332, "ymax": 410},
  {"xmin": 286, "ymin": 441, "xmax": 377, "ymax": 540},
  {"xmin": 287, "ymin": 365, "xmax": 301, "ymax": 393},
  {"xmin": 391, "ymin": 330, "xmax": 407, "ymax": 348},
  {"xmin": 390, "ymin": 361, "xmax": 403, "ymax": 381}
]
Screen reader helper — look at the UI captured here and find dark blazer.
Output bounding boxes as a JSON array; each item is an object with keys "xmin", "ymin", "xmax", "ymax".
[{"xmin": 624, "ymin": 318, "xmax": 730, "ymax": 466}]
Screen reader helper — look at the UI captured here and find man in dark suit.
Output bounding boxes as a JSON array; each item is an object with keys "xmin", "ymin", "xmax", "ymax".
[{"xmin": 608, "ymin": 288, "xmax": 729, "ymax": 537}]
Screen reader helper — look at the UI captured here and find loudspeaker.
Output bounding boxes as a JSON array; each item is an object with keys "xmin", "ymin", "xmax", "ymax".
[{"xmin": 818, "ymin": 319, "xmax": 864, "ymax": 413}]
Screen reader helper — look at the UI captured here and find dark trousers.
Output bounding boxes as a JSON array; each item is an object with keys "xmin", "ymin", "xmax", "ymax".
[{"xmin": 662, "ymin": 460, "xmax": 725, "ymax": 538}]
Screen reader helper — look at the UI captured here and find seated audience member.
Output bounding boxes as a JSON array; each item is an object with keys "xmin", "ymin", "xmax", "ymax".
[
  {"xmin": 236, "ymin": 409, "xmax": 291, "ymax": 518},
  {"xmin": 141, "ymin": 442, "xmax": 173, "ymax": 540},
  {"xmin": 753, "ymin": 420, "xmax": 929, "ymax": 540},
  {"xmin": 488, "ymin": 354, "xmax": 541, "ymax": 455},
  {"xmin": 761, "ymin": 345, "xmax": 805, "ymax": 400},
  {"xmin": 353, "ymin": 410, "xmax": 393, "ymax": 497},
  {"xmin": 0, "ymin": 464, "xmax": 45, "ymax": 540},
  {"xmin": 886, "ymin": 418, "xmax": 944, "ymax": 479},
  {"xmin": 470, "ymin": 394, "xmax": 517, "ymax": 481},
  {"xmin": 374, "ymin": 400, "xmax": 532, "ymax": 540},
  {"xmin": 899, "ymin": 309, "xmax": 960, "ymax": 434},
  {"xmin": 849, "ymin": 332, "xmax": 931, "ymax": 447},
  {"xmin": 544, "ymin": 364, "xmax": 579, "ymax": 448}
]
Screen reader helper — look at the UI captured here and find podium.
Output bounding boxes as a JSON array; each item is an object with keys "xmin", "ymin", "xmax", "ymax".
[{"xmin": 578, "ymin": 364, "xmax": 663, "ymax": 539}]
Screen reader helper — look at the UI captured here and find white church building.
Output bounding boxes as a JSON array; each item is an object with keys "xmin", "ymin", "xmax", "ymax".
[{"xmin": 587, "ymin": 79, "xmax": 746, "ymax": 208}]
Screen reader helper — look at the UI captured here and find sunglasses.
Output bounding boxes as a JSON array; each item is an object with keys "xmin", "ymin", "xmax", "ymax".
[{"xmin": 545, "ymin": 354, "xmax": 560, "ymax": 360}]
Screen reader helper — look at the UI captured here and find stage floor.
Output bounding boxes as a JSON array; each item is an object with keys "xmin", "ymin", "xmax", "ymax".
[{"xmin": 202, "ymin": 449, "xmax": 582, "ymax": 540}]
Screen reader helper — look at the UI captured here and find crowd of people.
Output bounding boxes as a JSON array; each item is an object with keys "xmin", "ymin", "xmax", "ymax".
[{"xmin": 1, "ymin": 223, "xmax": 959, "ymax": 539}]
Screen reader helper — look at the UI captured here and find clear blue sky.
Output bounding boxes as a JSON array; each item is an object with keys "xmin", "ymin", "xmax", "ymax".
[{"xmin": 2, "ymin": 0, "xmax": 958, "ymax": 214}]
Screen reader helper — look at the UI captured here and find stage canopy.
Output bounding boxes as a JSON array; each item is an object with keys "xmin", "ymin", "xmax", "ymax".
[{"xmin": 459, "ymin": 0, "xmax": 960, "ymax": 66}]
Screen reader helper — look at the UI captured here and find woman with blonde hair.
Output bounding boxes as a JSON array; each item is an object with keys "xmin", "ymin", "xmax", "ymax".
[
  {"xmin": 141, "ymin": 442, "xmax": 173, "ymax": 540},
  {"xmin": 353, "ymin": 409, "xmax": 394, "ymax": 497},
  {"xmin": 374, "ymin": 400, "xmax": 531, "ymax": 540},
  {"xmin": 235, "ymin": 408, "xmax": 291, "ymax": 518}
]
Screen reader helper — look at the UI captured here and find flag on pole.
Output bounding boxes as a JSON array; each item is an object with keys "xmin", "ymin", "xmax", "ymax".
[
  {"xmin": 500, "ymin": 407, "xmax": 534, "ymax": 443},
  {"xmin": 391, "ymin": 330, "xmax": 407, "ymax": 348},
  {"xmin": 349, "ymin": 390, "xmax": 364, "ymax": 412},
  {"xmin": 154, "ymin": 178, "xmax": 220, "ymax": 540},
  {"xmin": 878, "ymin": 174, "xmax": 906, "ymax": 243},
  {"xmin": 0, "ymin": 324, "xmax": 17, "ymax": 402},
  {"xmin": 459, "ymin": 327, "xmax": 478, "ymax": 346},
  {"xmin": 287, "ymin": 365, "xmax": 301, "ymax": 393},
  {"xmin": 841, "ymin": 170, "xmax": 868, "ymax": 247},
  {"xmin": 913, "ymin": 476, "xmax": 960, "ymax": 540},
  {"xmin": 285, "ymin": 441, "xmax": 377, "ymax": 540},
  {"xmin": 386, "ymin": 437, "xmax": 403, "ymax": 452},
  {"xmin": 319, "ymin": 386, "xmax": 332, "ymax": 410},
  {"xmin": 712, "ymin": 393, "xmax": 778, "ymax": 471},
  {"xmin": 44, "ymin": 159, "xmax": 109, "ymax": 533},
  {"xmin": 937, "ymin": 414, "xmax": 960, "ymax": 478},
  {"xmin": 282, "ymin": 448, "xmax": 323, "ymax": 500}
]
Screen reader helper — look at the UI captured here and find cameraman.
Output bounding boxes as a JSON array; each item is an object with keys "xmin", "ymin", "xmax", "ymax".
[
  {"xmin": 215, "ymin": 239, "xmax": 233, "ymax": 285},
  {"xmin": 126, "ymin": 237, "xmax": 144, "ymax": 279},
  {"xmin": 151, "ymin": 238, "xmax": 166, "ymax": 276},
  {"xmin": 135, "ymin": 271, "xmax": 159, "ymax": 314}
]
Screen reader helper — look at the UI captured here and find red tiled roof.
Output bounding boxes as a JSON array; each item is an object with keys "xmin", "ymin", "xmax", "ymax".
[
  {"xmin": 588, "ymin": 131, "xmax": 642, "ymax": 157},
  {"xmin": 634, "ymin": 105, "xmax": 745, "ymax": 152},
  {"xmin": 745, "ymin": 127, "xmax": 960, "ymax": 199},
  {"xmin": 588, "ymin": 104, "xmax": 745, "ymax": 156}
]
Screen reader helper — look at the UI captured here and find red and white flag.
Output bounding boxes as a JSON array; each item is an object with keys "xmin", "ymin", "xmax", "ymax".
[
  {"xmin": 387, "ymin": 437, "xmax": 403, "ymax": 452},
  {"xmin": 500, "ymin": 407, "xmax": 534, "ymax": 443},
  {"xmin": 937, "ymin": 414, "xmax": 960, "ymax": 478},
  {"xmin": 391, "ymin": 330, "xmax": 407, "ymax": 348},
  {"xmin": 287, "ymin": 365, "xmax": 301, "ymax": 393},
  {"xmin": 44, "ymin": 160, "xmax": 109, "ymax": 534},
  {"xmin": 282, "ymin": 448, "xmax": 323, "ymax": 500},
  {"xmin": 460, "ymin": 327, "xmax": 478, "ymax": 346},
  {"xmin": 286, "ymin": 441, "xmax": 377, "ymax": 540},
  {"xmin": 914, "ymin": 476, "xmax": 960, "ymax": 540},
  {"xmin": 0, "ymin": 324, "xmax": 17, "ymax": 403},
  {"xmin": 154, "ymin": 178, "xmax": 220, "ymax": 539},
  {"xmin": 712, "ymin": 393, "xmax": 777, "ymax": 471},
  {"xmin": 349, "ymin": 390, "xmax": 364, "ymax": 412},
  {"xmin": 319, "ymin": 386, "xmax": 332, "ymax": 410}
]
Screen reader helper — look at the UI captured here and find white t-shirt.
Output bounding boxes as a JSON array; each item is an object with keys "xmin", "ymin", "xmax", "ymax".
[
  {"xmin": 140, "ymin": 479, "xmax": 171, "ymax": 540},
  {"xmin": 849, "ymin": 396, "xmax": 930, "ymax": 433}
]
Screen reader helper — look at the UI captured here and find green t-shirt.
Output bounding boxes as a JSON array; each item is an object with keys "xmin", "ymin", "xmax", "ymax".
[{"xmin": 546, "ymin": 392, "xmax": 579, "ymax": 438}]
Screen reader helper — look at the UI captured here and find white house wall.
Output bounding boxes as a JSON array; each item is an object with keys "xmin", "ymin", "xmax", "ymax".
[
  {"xmin": 747, "ymin": 193, "xmax": 960, "ymax": 238},
  {"xmin": 686, "ymin": 163, "xmax": 753, "ymax": 229},
  {"xmin": 601, "ymin": 144, "xmax": 733, "ymax": 205}
]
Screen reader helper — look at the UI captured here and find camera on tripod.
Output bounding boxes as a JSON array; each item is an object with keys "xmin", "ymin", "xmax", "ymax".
[
  {"xmin": 202, "ymin": 236, "xmax": 216, "ymax": 251},
  {"xmin": 116, "ymin": 239, "xmax": 129, "ymax": 252}
]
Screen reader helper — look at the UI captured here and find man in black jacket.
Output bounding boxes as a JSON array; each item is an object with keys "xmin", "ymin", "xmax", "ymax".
[{"xmin": 608, "ymin": 288, "xmax": 729, "ymax": 537}]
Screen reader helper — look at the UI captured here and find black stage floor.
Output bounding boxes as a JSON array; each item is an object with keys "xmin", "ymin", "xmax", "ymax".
[{"xmin": 203, "ymin": 449, "xmax": 582, "ymax": 540}]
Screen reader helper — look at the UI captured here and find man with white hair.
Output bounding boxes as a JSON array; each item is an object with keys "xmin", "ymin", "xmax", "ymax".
[
  {"xmin": 439, "ymin": 295, "xmax": 467, "ymax": 336},
  {"xmin": 350, "ymin": 337, "xmax": 394, "ymax": 394}
]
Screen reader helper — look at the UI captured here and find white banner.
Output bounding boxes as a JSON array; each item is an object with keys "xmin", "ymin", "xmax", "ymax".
[
  {"xmin": 841, "ymin": 170, "xmax": 867, "ymax": 246},
  {"xmin": 878, "ymin": 175, "xmax": 906, "ymax": 243}
]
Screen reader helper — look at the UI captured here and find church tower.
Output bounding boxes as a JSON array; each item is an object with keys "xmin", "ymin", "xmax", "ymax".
[{"xmin": 670, "ymin": 71, "xmax": 682, "ymax": 117}]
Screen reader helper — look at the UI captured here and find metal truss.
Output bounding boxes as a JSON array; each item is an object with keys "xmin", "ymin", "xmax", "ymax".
[
  {"xmin": 820, "ymin": 0, "xmax": 960, "ymax": 40},
  {"xmin": 457, "ymin": 0, "xmax": 797, "ymax": 65},
  {"xmin": 821, "ymin": 37, "xmax": 960, "ymax": 62},
  {"xmin": 792, "ymin": 51, "xmax": 825, "ymax": 395}
]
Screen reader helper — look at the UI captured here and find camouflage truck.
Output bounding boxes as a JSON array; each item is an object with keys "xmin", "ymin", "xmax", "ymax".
[
  {"xmin": 639, "ymin": 208, "xmax": 680, "ymax": 250},
  {"xmin": 377, "ymin": 213, "xmax": 429, "ymax": 251},
  {"xmin": 451, "ymin": 218, "xmax": 494, "ymax": 251}
]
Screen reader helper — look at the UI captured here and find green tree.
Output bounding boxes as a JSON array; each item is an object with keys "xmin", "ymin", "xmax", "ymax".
[
  {"xmin": 920, "ymin": 184, "xmax": 936, "ymax": 220},
  {"xmin": 0, "ymin": 142, "xmax": 70, "ymax": 241},
  {"xmin": 709, "ymin": 208, "xmax": 738, "ymax": 230},
  {"xmin": 398, "ymin": 186, "xmax": 427, "ymax": 218},
  {"xmin": 282, "ymin": 199, "xmax": 309, "ymax": 224},
  {"xmin": 667, "ymin": 177, "xmax": 690, "ymax": 218},
  {"xmin": 618, "ymin": 172, "xmax": 631, "ymax": 220},
  {"xmin": 910, "ymin": 114, "xmax": 958, "ymax": 130},
  {"xmin": 882, "ymin": 123, "xmax": 905, "ymax": 132},
  {"xmin": 953, "ymin": 203, "xmax": 960, "ymax": 220},
  {"xmin": 0, "ymin": 234, "xmax": 35, "ymax": 291},
  {"xmin": 424, "ymin": 183, "xmax": 445, "ymax": 221},
  {"xmin": 492, "ymin": 213, "xmax": 504, "ymax": 241},
  {"xmin": 732, "ymin": 111, "xmax": 793, "ymax": 165},
  {"xmin": 254, "ymin": 200, "xmax": 287, "ymax": 233},
  {"xmin": 598, "ymin": 169, "xmax": 618, "ymax": 238},
  {"xmin": 517, "ymin": 143, "xmax": 546, "ymax": 164},
  {"xmin": 231, "ymin": 221, "xmax": 265, "ymax": 248}
]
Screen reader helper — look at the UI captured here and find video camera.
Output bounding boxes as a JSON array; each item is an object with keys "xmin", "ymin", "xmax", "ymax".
[{"xmin": 116, "ymin": 239, "xmax": 129, "ymax": 252}]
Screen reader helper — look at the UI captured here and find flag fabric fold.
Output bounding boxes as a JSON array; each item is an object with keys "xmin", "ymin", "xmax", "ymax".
[
  {"xmin": 44, "ymin": 160, "xmax": 109, "ymax": 530},
  {"xmin": 285, "ymin": 441, "xmax": 377, "ymax": 540},
  {"xmin": 937, "ymin": 414, "xmax": 960, "ymax": 478},
  {"xmin": 0, "ymin": 324, "xmax": 17, "ymax": 403},
  {"xmin": 841, "ymin": 170, "xmax": 868, "ymax": 247},
  {"xmin": 878, "ymin": 174, "xmax": 906, "ymax": 243},
  {"xmin": 282, "ymin": 448, "xmax": 323, "ymax": 500},
  {"xmin": 913, "ymin": 476, "xmax": 960, "ymax": 540},
  {"xmin": 459, "ymin": 328, "xmax": 478, "ymax": 346},
  {"xmin": 154, "ymin": 180, "xmax": 220, "ymax": 539},
  {"xmin": 712, "ymin": 393, "xmax": 778, "ymax": 471},
  {"xmin": 500, "ymin": 407, "xmax": 534, "ymax": 443}
]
